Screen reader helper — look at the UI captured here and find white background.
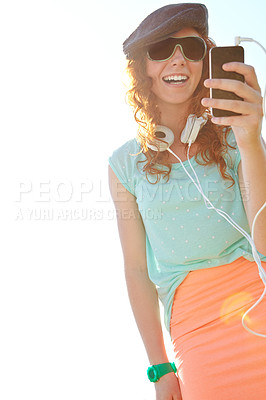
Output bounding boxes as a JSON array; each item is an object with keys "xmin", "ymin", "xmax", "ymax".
[{"xmin": 1, "ymin": 0, "xmax": 266, "ymax": 399}]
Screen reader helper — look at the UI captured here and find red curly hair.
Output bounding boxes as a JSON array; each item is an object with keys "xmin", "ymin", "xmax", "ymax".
[{"xmin": 125, "ymin": 34, "xmax": 235, "ymax": 186}]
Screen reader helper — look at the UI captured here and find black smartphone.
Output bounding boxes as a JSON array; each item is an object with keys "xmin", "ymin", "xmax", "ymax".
[{"xmin": 209, "ymin": 46, "xmax": 245, "ymax": 117}]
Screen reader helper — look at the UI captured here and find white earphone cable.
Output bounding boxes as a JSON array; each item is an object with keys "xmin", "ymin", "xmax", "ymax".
[{"xmin": 167, "ymin": 143, "xmax": 266, "ymax": 337}]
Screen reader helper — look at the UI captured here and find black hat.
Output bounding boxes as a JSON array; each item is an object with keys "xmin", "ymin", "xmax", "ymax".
[{"xmin": 123, "ymin": 3, "xmax": 208, "ymax": 58}]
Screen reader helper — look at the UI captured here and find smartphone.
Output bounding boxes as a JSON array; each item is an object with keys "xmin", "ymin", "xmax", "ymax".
[{"xmin": 209, "ymin": 46, "xmax": 245, "ymax": 117}]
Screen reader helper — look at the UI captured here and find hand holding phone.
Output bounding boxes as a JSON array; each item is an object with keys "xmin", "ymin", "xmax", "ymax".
[{"xmin": 209, "ymin": 46, "xmax": 245, "ymax": 117}]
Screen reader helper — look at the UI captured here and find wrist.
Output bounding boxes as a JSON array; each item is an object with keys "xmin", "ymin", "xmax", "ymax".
[
  {"xmin": 147, "ymin": 362, "xmax": 177, "ymax": 382},
  {"xmin": 237, "ymin": 135, "xmax": 263, "ymax": 154},
  {"xmin": 149, "ymin": 356, "xmax": 169, "ymax": 365},
  {"xmin": 147, "ymin": 348, "xmax": 170, "ymax": 366},
  {"xmin": 239, "ymin": 138, "xmax": 266, "ymax": 163},
  {"xmin": 154, "ymin": 370, "xmax": 178, "ymax": 386}
]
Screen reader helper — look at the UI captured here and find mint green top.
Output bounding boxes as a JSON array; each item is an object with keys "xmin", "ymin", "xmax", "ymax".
[{"xmin": 109, "ymin": 130, "xmax": 266, "ymax": 332}]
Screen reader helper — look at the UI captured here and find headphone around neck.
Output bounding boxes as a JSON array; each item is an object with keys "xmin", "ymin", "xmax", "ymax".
[{"xmin": 147, "ymin": 113, "xmax": 208, "ymax": 151}]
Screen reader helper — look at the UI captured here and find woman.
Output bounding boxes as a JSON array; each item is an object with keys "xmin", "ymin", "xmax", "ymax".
[{"xmin": 109, "ymin": 4, "xmax": 266, "ymax": 400}]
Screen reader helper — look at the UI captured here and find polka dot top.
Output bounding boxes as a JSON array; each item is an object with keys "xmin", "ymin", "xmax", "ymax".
[{"xmin": 109, "ymin": 130, "xmax": 266, "ymax": 331}]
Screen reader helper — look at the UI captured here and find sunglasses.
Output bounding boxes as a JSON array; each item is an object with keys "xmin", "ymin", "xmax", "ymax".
[{"xmin": 147, "ymin": 36, "xmax": 207, "ymax": 62}]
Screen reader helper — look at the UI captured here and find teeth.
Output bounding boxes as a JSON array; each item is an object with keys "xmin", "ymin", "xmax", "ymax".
[{"xmin": 163, "ymin": 75, "xmax": 188, "ymax": 82}]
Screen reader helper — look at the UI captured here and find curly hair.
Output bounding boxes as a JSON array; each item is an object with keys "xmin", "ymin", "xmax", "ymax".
[{"xmin": 125, "ymin": 34, "xmax": 235, "ymax": 186}]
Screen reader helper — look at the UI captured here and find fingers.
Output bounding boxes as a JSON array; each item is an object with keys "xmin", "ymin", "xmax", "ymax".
[
  {"xmin": 223, "ymin": 62, "xmax": 261, "ymax": 92},
  {"xmin": 201, "ymin": 96, "xmax": 263, "ymax": 129},
  {"xmin": 204, "ymin": 62, "xmax": 262, "ymax": 103},
  {"xmin": 202, "ymin": 62, "xmax": 263, "ymax": 127},
  {"xmin": 208, "ymin": 114, "xmax": 252, "ymax": 127},
  {"xmin": 201, "ymin": 97, "xmax": 261, "ymax": 116},
  {"xmin": 204, "ymin": 78, "xmax": 261, "ymax": 104}
]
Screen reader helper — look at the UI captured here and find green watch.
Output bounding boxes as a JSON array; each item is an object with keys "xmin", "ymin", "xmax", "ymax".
[{"xmin": 147, "ymin": 362, "xmax": 177, "ymax": 382}]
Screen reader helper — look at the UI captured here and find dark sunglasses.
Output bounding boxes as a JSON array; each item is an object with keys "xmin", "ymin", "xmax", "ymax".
[{"xmin": 147, "ymin": 36, "xmax": 207, "ymax": 62}]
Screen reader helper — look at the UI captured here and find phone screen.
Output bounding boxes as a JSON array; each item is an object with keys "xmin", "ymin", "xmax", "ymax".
[{"xmin": 209, "ymin": 46, "xmax": 245, "ymax": 117}]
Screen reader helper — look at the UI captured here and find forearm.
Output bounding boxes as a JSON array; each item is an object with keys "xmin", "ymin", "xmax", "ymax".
[
  {"xmin": 239, "ymin": 137, "xmax": 266, "ymax": 254},
  {"xmin": 124, "ymin": 267, "xmax": 169, "ymax": 365}
]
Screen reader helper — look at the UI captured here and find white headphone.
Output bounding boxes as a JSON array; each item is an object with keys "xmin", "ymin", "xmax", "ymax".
[
  {"xmin": 147, "ymin": 125, "xmax": 174, "ymax": 151},
  {"xmin": 147, "ymin": 113, "xmax": 208, "ymax": 152},
  {"xmin": 181, "ymin": 113, "xmax": 208, "ymax": 144}
]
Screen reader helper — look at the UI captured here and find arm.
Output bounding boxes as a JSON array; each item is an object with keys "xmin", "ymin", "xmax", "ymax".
[
  {"xmin": 202, "ymin": 63, "xmax": 266, "ymax": 255},
  {"xmin": 108, "ymin": 165, "xmax": 182, "ymax": 399},
  {"xmin": 108, "ymin": 165, "xmax": 169, "ymax": 364}
]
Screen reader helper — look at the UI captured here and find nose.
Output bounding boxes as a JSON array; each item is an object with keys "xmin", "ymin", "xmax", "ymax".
[{"xmin": 170, "ymin": 45, "xmax": 186, "ymax": 65}]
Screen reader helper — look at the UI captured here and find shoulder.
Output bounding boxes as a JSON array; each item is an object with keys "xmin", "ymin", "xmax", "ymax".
[
  {"xmin": 109, "ymin": 137, "xmax": 141, "ymax": 162},
  {"xmin": 108, "ymin": 137, "xmax": 144, "ymax": 196},
  {"xmin": 109, "ymin": 137, "xmax": 144, "ymax": 173}
]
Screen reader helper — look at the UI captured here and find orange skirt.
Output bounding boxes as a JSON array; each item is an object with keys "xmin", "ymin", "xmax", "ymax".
[{"xmin": 170, "ymin": 257, "xmax": 266, "ymax": 400}]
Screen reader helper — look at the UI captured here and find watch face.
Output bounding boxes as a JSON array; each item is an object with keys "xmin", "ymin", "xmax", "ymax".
[
  {"xmin": 149, "ymin": 369, "xmax": 155, "ymax": 379},
  {"xmin": 147, "ymin": 366, "xmax": 158, "ymax": 382}
]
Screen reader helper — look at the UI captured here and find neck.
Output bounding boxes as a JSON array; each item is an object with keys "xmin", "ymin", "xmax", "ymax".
[{"xmin": 157, "ymin": 99, "xmax": 191, "ymax": 143}]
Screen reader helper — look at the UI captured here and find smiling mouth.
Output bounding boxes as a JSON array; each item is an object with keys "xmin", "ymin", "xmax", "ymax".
[{"xmin": 162, "ymin": 75, "xmax": 189, "ymax": 85}]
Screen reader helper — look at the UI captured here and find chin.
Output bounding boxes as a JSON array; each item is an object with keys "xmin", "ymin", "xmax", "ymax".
[{"xmin": 162, "ymin": 95, "xmax": 192, "ymax": 106}]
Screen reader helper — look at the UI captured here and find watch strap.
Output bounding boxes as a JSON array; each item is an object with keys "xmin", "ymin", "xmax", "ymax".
[{"xmin": 147, "ymin": 362, "xmax": 177, "ymax": 382}]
